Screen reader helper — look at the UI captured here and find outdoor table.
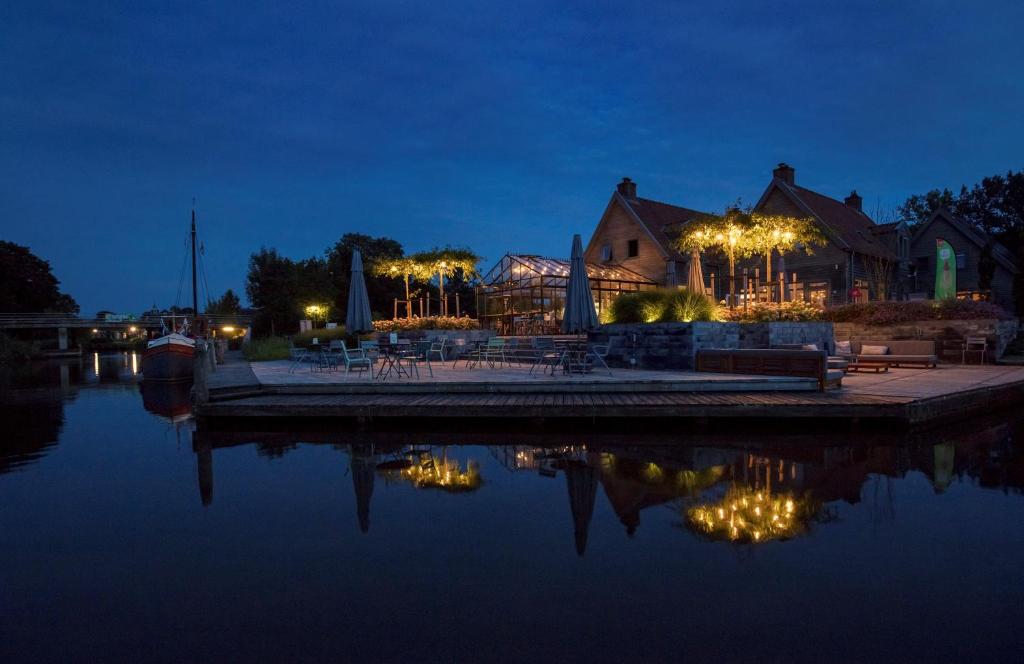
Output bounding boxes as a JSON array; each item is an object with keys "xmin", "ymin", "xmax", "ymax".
[{"xmin": 375, "ymin": 343, "xmax": 414, "ymax": 380}]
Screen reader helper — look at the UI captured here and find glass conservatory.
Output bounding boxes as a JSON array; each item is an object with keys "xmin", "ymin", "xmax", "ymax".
[{"xmin": 476, "ymin": 254, "xmax": 657, "ymax": 334}]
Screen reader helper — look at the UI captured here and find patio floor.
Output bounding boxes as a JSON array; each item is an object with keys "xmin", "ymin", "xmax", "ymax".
[{"xmin": 246, "ymin": 358, "xmax": 819, "ymax": 393}]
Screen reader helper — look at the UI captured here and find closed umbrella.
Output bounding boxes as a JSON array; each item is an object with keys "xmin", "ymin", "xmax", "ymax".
[
  {"xmin": 561, "ymin": 234, "xmax": 599, "ymax": 333},
  {"xmin": 346, "ymin": 249, "xmax": 374, "ymax": 333},
  {"xmin": 686, "ymin": 248, "xmax": 706, "ymax": 294},
  {"xmin": 564, "ymin": 461, "xmax": 598, "ymax": 556}
]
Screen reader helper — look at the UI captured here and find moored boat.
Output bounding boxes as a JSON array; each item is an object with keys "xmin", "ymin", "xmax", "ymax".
[
  {"xmin": 142, "ymin": 206, "xmax": 204, "ymax": 382},
  {"xmin": 141, "ymin": 332, "xmax": 195, "ymax": 381}
]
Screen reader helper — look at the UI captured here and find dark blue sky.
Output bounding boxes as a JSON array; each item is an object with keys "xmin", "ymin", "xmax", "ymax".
[{"xmin": 3, "ymin": 1, "xmax": 1023, "ymax": 314}]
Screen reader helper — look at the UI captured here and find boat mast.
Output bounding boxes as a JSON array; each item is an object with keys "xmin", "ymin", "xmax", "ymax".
[{"xmin": 191, "ymin": 207, "xmax": 198, "ymax": 326}]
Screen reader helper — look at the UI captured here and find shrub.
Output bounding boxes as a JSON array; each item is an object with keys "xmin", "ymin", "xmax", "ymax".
[
  {"xmin": 242, "ymin": 336, "xmax": 291, "ymax": 361},
  {"xmin": 373, "ymin": 316, "xmax": 478, "ymax": 332},
  {"xmin": 608, "ymin": 288, "xmax": 718, "ymax": 324},
  {"xmin": 292, "ymin": 326, "xmax": 348, "ymax": 348},
  {"xmin": 723, "ymin": 300, "xmax": 824, "ymax": 323},
  {"xmin": 821, "ymin": 299, "xmax": 1012, "ymax": 326}
]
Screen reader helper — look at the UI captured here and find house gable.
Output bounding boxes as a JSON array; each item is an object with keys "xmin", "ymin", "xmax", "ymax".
[{"xmin": 584, "ymin": 194, "xmax": 670, "ymax": 283}]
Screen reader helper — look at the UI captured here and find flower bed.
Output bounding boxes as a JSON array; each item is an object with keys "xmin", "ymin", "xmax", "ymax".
[
  {"xmin": 823, "ymin": 299, "xmax": 1011, "ymax": 326},
  {"xmin": 722, "ymin": 300, "xmax": 823, "ymax": 323},
  {"xmin": 373, "ymin": 316, "xmax": 478, "ymax": 332}
]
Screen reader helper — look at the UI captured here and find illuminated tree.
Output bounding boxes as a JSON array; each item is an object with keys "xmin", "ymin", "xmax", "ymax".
[
  {"xmin": 415, "ymin": 247, "xmax": 481, "ymax": 316},
  {"xmin": 743, "ymin": 214, "xmax": 825, "ymax": 300},
  {"xmin": 372, "ymin": 256, "xmax": 434, "ymax": 319},
  {"xmin": 676, "ymin": 210, "xmax": 754, "ymax": 307}
]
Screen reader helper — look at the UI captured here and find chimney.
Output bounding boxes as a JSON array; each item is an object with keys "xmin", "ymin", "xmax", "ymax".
[
  {"xmin": 773, "ymin": 163, "xmax": 795, "ymax": 185},
  {"xmin": 616, "ymin": 177, "xmax": 637, "ymax": 198},
  {"xmin": 844, "ymin": 190, "xmax": 863, "ymax": 211}
]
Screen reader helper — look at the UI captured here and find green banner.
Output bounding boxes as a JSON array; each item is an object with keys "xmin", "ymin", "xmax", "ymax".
[{"xmin": 935, "ymin": 238, "xmax": 957, "ymax": 300}]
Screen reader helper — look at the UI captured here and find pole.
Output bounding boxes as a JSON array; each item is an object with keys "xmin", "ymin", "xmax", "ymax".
[
  {"xmin": 438, "ymin": 270, "xmax": 446, "ymax": 317},
  {"xmin": 191, "ymin": 208, "xmax": 198, "ymax": 324},
  {"xmin": 405, "ymin": 274, "xmax": 412, "ymax": 320}
]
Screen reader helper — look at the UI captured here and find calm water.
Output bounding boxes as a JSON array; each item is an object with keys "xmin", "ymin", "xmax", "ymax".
[{"xmin": 3, "ymin": 355, "xmax": 1024, "ymax": 663}]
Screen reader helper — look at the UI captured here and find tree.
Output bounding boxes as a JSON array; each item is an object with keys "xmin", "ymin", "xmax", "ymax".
[
  {"xmin": 294, "ymin": 257, "xmax": 337, "ymax": 321},
  {"xmin": 206, "ymin": 289, "xmax": 241, "ymax": 316},
  {"xmin": 0, "ymin": 241, "xmax": 79, "ymax": 314},
  {"xmin": 676, "ymin": 209, "xmax": 755, "ymax": 306},
  {"xmin": 372, "ymin": 256, "xmax": 435, "ymax": 319},
  {"xmin": 414, "ymin": 247, "xmax": 481, "ymax": 316},
  {"xmin": 742, "ymin": 213, "xmax": 825, "ymax": 300},
  {"xmin": 246, "ymin": 247, "xmax": 298, "ymax": 336},
  {"xmin": 325, "ymin": 233, "xmax": 405, "ymax": 318}
]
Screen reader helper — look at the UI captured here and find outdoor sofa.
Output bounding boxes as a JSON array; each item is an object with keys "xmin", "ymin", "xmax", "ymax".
[
  {"xmin": 695, "ymin": 348, "xmax": 842, "ymax": 391},
  {"xmin": 839, "ymin": 340, "xmax": 938, "ymax": 371}
]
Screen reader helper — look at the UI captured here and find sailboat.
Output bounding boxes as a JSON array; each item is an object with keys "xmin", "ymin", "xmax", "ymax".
[{"xmin": 141, "ymin": 209, "xmax": 202, "ymax": 381}]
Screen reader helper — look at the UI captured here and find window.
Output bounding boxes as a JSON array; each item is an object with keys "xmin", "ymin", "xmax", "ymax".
[
  {"xmin": 899, "ymin": 236, "xmax": 909, "ymax": 259},
  {"xmin": 627, "ymin": 239, "xmax": 639, "ymax": 258},
  {"xmin": 600, "ymin": 244, "xmax": 613, "ymax": 261},
  {"xmin": 956, "ymin": 253, "xmax": 966, "ymax": 269}
]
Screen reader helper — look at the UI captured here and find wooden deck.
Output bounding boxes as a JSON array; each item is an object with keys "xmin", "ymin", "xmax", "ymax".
[{"xmin": 196, "ymin": 353, "xmax": 1024, "ymax": 425}]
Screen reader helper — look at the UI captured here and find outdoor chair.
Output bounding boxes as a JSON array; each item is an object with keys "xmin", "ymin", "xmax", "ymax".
[
  {"xmin": 481, "ymin": 337, "xmax": 508, "ymax": 368},
  {"xmin": 426, "ymin": 336, "xmax": 447, "ymax": 362},
  {"xmin": 587, "ymin": 340, "xmax": 614, "ymax": 376},
  {"xmin": 339, "ymin": 343, "xmax": 373, "ymax": 376},
  {"xmin": 287, "ymin": 341, "xmax": 309, "ymax": 373},
  {"xmin": 448, "ymin": 338, "xmax": 469, "ymax": 367},
  {"xmin": 963, "ymin": 336, "xmax": 989, "ymax": 364},
  {"xmin": 359, "ymin": 340, "xmax": 380, "ymax": 361},
  {"xmin": 529, "ymin": 337, "xmax": 562, "ymax": 375}
]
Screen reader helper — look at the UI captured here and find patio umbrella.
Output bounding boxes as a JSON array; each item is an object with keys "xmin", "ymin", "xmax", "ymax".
[
  {"xmin": 346, "ymin": 249, "xmax": 374, "ymax": 333},
  {"xmin": 561, "ymin": 234, "xmax": 599, "ymax": 334},
  {"xmin": 351, "ymin": 448, "xmax": 375, "ymax": 534},
  {"xmin": 564, "ymin": 461, "xmax": 598, "ymax": 556},
  {"xmin": 686, "ymin": 248, "xmax": 705, "ymax": 294}
]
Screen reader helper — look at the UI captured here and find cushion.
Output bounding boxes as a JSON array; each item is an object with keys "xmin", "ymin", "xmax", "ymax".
[
  {"xmin": 835, "ymin": 340, "xmax": 852, "ymax": 355},
  {"xmin": 861, "ymin": 344, "xmax": 889, "ymax": 355},
  {"xmin": 801, "ymin": 343, "xmax": 819, "ymax": 351}
]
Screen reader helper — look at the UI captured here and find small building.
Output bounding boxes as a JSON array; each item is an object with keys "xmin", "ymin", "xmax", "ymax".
[
  {"xmin": 907, "ymin": 208, "xmax": 1018, "ymax": 308},
  {"xmin": 476, "ymin": 254, "xmax": 656, "ymax": 334},
  {"xmin": 751, "ymin": 163, "xmax": 905, "ymax": 305},
  {"xmin": 584, "ymin": 177, "xmax": 708, "ymax": 287}
]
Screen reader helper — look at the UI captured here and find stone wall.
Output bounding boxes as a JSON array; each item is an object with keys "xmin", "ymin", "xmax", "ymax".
[
  {"xmin": 588, "ymin": 321, "xmax": 834, "ymax": 370},
  {"xmin": 833, "ymin": 319, "xmax": 1019, "ymax": 358}
]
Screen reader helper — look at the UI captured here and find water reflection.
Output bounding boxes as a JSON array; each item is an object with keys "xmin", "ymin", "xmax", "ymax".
[{"xmin": 185, "ymin": 419, "xmax": 1024, "ymax": 558}]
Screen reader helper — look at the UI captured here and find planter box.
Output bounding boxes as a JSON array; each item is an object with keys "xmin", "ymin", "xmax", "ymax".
[{"xmin": 590, "ymin": 321, "xmax": 834, "ymax": 370}]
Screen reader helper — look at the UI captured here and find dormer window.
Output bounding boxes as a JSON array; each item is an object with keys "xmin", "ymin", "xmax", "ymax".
[
  {"xmin": 627, "ymin": 239, "xmax": 639, "ymax": 258},
  {"xmin": 600, "ymin": 244, "xmax": 613, "ymax": 261}
]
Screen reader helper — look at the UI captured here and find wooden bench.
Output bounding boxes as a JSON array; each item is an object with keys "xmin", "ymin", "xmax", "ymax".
[{"xmin": 695, "ymin": 349, "xmax": 840, "ymax": 391}]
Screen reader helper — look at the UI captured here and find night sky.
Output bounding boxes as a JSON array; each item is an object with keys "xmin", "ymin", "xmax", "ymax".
[{"xmin": 3, "ymin": 1, "xmax": 1023, "ymax": 314}]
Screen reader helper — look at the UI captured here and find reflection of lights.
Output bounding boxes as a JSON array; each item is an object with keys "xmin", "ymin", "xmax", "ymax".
[
  {"xmin": 93, "ymin": 352, "xmax": 99, "ymax": 376},
  {"xmin": 131, "ymin": 352, "xmax": 138, "ymax": 375},
  {"xmin": 686, "ymin": 485, "xmax": 815, "ymax": 544},
  {"xmin": 388, "ymin": 456, "xmax": 482, "ymax": 492}
]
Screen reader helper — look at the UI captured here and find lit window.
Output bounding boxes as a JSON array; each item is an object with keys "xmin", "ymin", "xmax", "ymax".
[{"xmin": 627, "ymin": 239, "xmax": 639, "ymax": 258}]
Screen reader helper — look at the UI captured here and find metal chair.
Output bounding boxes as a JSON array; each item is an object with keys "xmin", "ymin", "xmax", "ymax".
[
  {"xmin": 339, "ymin": 343, "xmax": 373, "ymax": 376},
  {"xmin": 587, "ymin": 339, "xmax": 614, "ymax": 376},
  {"xmin": 481, "ymin": 337, "xmax": 507, "ymax": 368},
  {"xmin": 963, "ymin": 336, "xmax": 989, "ymax": 365}
]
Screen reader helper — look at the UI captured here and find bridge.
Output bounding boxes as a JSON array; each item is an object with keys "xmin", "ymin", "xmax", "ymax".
[{"xmin": 0, "ymin": 313, "xmax": 251, "ymax": 353}]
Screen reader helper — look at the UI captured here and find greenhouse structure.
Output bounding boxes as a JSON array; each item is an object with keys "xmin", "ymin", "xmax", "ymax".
[{"xmin": 476, "ymin": 254, "xmax": 657, "ymax": 334}]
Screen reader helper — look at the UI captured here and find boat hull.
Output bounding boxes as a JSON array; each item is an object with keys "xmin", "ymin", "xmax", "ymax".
[{"xmin": 142, "ymin": 343, "xmax": 194, "ymax": 381}]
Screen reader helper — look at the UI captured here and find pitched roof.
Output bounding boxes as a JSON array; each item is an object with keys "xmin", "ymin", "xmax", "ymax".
[
  {"xmin": 781, "ymin": 182, "xmax": 897, "ymax": 259},
  {"xmin": 615, "ymin": 193, "xmax": 708, "ymax": 261},
  {"xmin": 914, "ymin": 209, "xmax": 1018, "ymax": 273}
]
